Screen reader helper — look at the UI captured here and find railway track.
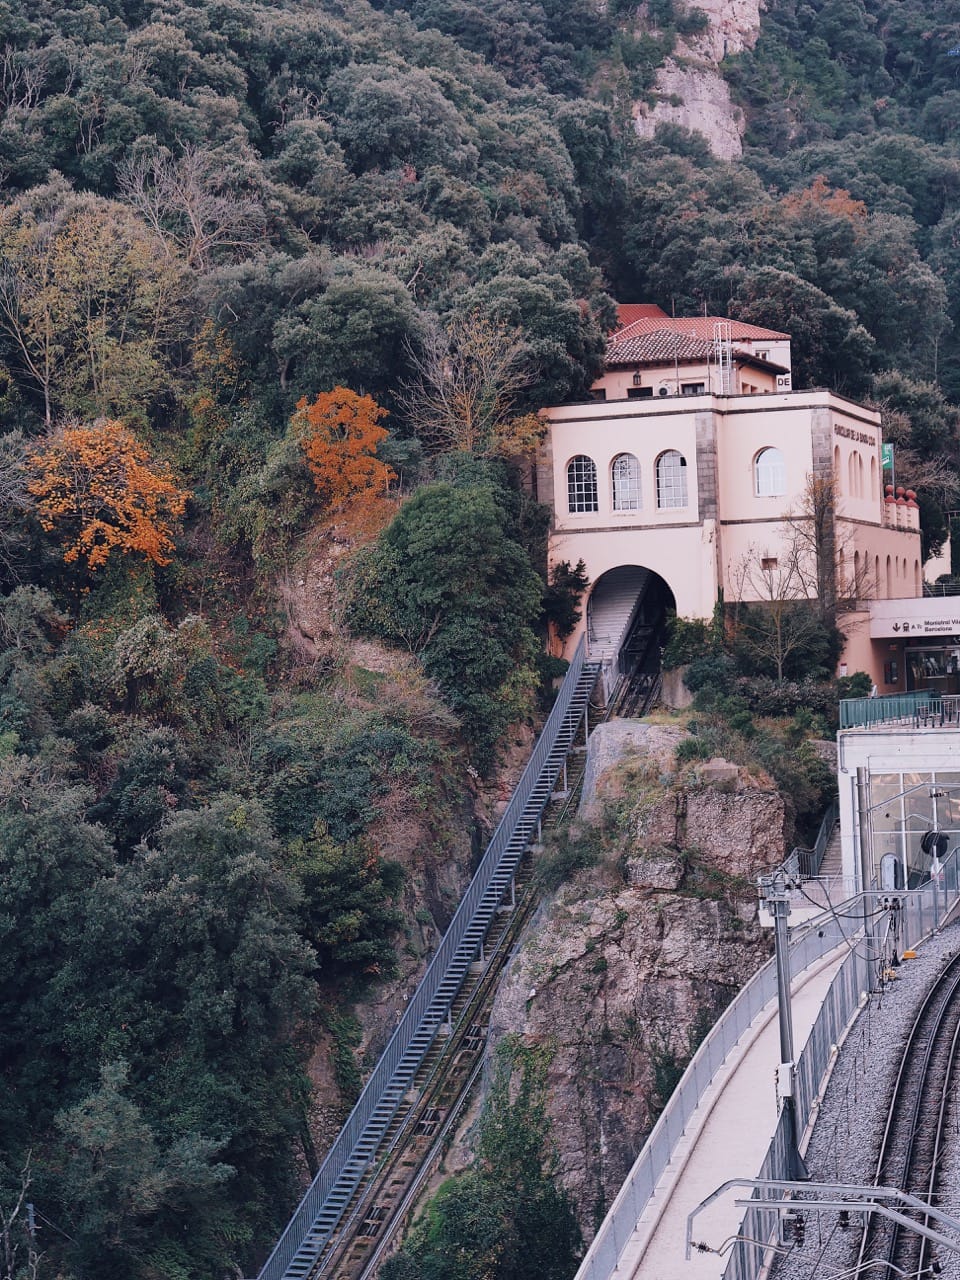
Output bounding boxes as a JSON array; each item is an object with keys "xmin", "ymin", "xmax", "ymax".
[
  {"xmin": 854, "ymin": 947, "xmax": 960, "ymax": 1278},
  {"xmin": 298, "ymin": 749, "xmax": 594, "ymax": 1280}
]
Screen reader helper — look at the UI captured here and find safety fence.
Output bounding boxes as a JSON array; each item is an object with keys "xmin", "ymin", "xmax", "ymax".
[
  {"xmin": 840, "ymin": 690, "xmax": 960, "ymax": 730},
  {"xmin": 572, "ymin": 913, "xmax": 849, "ymax": 1280},
  {"xmin": 258, "ymin": 639, "xmax": 599, "ymax": 1280},
  {"xmin": 723, "ymin": 851, "xmax": 960, "ymax": 1280},
  {"xmin": 575, "ymin": 854, "xmax": 960, "ymax": 1280}
]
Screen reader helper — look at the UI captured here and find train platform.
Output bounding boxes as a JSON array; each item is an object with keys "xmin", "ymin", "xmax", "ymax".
[{"xmin": 613, "ymin": 943, "xmax": 851, "ymax": 1279}]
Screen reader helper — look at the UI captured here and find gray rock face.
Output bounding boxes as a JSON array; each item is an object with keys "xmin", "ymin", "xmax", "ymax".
[
  {"xmin": 488, "ymin": 730, "xmax": 781, "ymax": 1236},
  {"xmin": 630, "ymin": 0, "xmax": 763, "ymax": 159},
  {"xmin": 580, "ymin": 721, "xmax": 686, "ymax": 820}
]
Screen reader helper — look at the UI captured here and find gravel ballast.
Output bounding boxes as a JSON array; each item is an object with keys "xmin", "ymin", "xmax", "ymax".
[{"xmin": 770, "ymin": 918, "xmax": 960, "ymax": 1280}]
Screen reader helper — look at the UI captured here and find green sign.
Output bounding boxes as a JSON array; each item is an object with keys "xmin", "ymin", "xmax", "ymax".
[{"xmin": 881, "ymin": 442, "xmax": 894, "ymax": 470}]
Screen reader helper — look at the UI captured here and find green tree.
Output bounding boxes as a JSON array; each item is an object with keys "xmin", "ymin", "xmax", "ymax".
[
  {"xmin": 730, "ymin": 267, "xmax": 876, "ymax": 395},
  {"xmin": 272, "ymin": 265, "xmax": 423, "ymax": 405},
  {"xmin": 287, "ymin": 822, "xmax": 403, "ymax": 985},
  {"xmin": 52, "ymin": 1060, "xmax": 231, "ymax": 1275},
  {"xmin": 344, "ymin": 479, "xmax": 543, "ymax": 770},
  {"xmin": 0, "ymin": 183, "xmax": 190, "ymax": 422},
  {"xmin": 383, "ymin": 1037, "xmax": 582, "ymax": 1280},
  {"xmin": 23, "ymin": 797, "xmax": 318, "ymax": 1275}
]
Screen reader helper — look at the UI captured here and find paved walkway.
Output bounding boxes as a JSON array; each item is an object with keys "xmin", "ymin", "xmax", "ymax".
[{"xmin": 613, "ymin": 945, "xmax": 850, "ymax": 1279}]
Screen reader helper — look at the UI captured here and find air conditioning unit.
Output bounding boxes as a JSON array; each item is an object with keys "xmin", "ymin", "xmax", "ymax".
[{"xmin": 658, "ymin": 384, "xmax": 671, "ymax": 397}]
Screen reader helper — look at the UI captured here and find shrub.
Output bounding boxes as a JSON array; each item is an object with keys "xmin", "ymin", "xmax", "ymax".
[
  {"xmin": 683, "ymin": 651, "xmax": 737, "ymax": 693},
  {"xmin": 534, "ymin": 825, "xmax": 602, "ymax": 890},
  {"xmin": 675, "ymin": 736, "xmax": 711, "ymax": 764},
  {"xmin": 837, "ymin": 671, "xmax": 873, "ymax": 699},
  {"xmin": 662, "ymin": 614, "xmax": 712, "ymax": 670}
]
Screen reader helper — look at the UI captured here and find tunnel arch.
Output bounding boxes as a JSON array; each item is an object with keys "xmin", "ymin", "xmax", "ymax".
[{"xmin": 586, "ymin": 565, "xmax": 678, "ymax": 702}]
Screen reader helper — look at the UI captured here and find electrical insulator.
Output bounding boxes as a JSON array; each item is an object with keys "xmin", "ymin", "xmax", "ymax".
[
  {"xmin": 794, "ymin": 1214, "xmax": 806, "ymax": 1246},
  {"xmin": 838, "ymin": 1209, "xmax": 850, "ymax": 1231}
]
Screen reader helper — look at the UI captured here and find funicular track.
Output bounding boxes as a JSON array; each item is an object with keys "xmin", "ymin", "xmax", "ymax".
[
  {"xmin": 322, "ymin": 838, "xmax": 552, "ymax": 1280},
  {"xmin": 604, "ymin": 581, "xmax": 670, "ymax": 720},
  {"xmin": 854, "ymin": 948, "xmax": 960, "ymax": 1279},
  {"xmin": 258, "ymin": 640, "xmax": 600, "ymax": 1280}
]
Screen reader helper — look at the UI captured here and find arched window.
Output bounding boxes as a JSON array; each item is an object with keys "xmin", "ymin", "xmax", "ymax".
[
  {"xmin": 754, "ymin": 447, "xmax": 786, "ymax": 497},
  {"xmin": 858, "ymin": 453, "xmax": 864, "ymax": 497},
  {"xmin": 834, "ymin": 445, "xmax": 842, "ymax": 490},
  {"xmin": 656, "ymin": 450, "xmax": 688, "ymax": 509},
  {"xmin": 567, "ymin": 455, "xmax": 598, "ymax": 513},
  {"xmin": 915, "ymin": 560, "xmax": 921, "ymax": 594},
  {"xmin": 854, "ymin": 549, "xmax": 861, "ymax": 592},
  {"xmin": 886, "ymin": 555, "xmax": 893, "ymax": 597},
  {"xmin": 875, "ymin": 556, "xmax": 881, "ymax": 599},
  {"xmin": 611, "ymin": 453, "xmax": 641, "ymax": 511},
  {"xmin": 870, "ymin": 455, "xmax": 878, "ymax": 501},
  {"xmin": 848, "ymin": 451, "xmax": 858, "ymax": 496}
]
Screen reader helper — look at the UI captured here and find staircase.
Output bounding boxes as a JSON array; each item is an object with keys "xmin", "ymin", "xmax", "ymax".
[
  {"xmin": 258, "ymin": 638, "xmax": 600, "ymax": 1280},
  {"xmin": 586, "ymin": 567, "xmax": 650, "ymax": 700},
  {"xmin": 798, "ymin": 820, "xmax": 856, "ymax": 907},
  {"xmin": 818, "ymin": 822, "xmax": 842, "ymax": 880}
]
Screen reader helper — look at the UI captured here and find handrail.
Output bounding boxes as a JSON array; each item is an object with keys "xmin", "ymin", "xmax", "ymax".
[
  {"xmin": 790, "ymin": 798, "xmax": 839, "ymax": 879},
  {"xmin": 258, "ymin": 638, "xmax": 598, "ymax": 1280},
  {"xmin": 839, "ymin": 691, "xmax": 960, "ymax": 730},
  {"xmin": 576, "ymin": 853, "xmax": 960, "ymax": 1280},
  {"xmin": 723, "ymin": 850, "xmax": 960, "ymax": 1279}
]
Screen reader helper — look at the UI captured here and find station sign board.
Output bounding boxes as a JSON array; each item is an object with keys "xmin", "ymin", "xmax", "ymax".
[{"xmin": 870, "ymin": 599, "xmax": 960, "ymax": 638}]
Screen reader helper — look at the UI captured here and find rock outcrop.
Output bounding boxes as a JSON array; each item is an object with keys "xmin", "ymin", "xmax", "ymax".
[
  {"xmin": 632, "ymin": 0, "xmax": 762, "ymax": 158},
  {"xmin": 487, "ymin": 727, "xmax": 779, "ymax": 1234}
]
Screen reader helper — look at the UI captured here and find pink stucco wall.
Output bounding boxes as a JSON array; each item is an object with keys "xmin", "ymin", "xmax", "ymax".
[{"xmin": 540, "ymin": 390, "xmax": 923, "ymax": 674}]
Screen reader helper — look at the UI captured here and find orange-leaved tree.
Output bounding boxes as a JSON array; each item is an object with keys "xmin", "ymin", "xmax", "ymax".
[
  {"xmin": 27, "ymin": 420, "xmax": 189, "ymax": 570},
  {"xmin": 294, "ymin": 388, "xmax": 395, "ymax": 507}
]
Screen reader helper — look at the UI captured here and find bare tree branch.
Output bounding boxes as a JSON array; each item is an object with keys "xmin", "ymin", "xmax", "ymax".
[
  {"xmin": 399, "ymin": 313, "xmax": 538, "ymax": 456},
  {"xmin": 1, "ymin": 1154, "xmax": 42, "ymax": 1280},
  {"xmin": 118, "ymin": 145, "xmax": 267, "ymax": 272}
]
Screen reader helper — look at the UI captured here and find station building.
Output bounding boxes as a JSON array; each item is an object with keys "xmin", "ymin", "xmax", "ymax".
[{"xmin": 537, "ymin": 304, "xmax": 947, "ymax": 695}]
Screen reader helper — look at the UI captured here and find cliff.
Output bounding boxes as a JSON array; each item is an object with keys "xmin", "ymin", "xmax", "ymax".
[
  {"xmin": 632, "ymin": 0, "xmax": 762, "ymax": 158},
  {"xmin": 487, "ymin": 723, "xmax": 779, "ymax": 1234}
]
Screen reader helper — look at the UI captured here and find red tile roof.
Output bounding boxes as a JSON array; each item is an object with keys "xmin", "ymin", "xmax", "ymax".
[
  {"xmin": 606, "ymin": 330, "xmax": 716, "ymax": 365},
  {"xmin": 615, "ymin": 303, "xmax": 670, "ymax": 329},
  {"xmin": 612, "ymin": 306, "xmax": 789, "ymax": 343},
  {"xmin": 605, "ymin": 327, "xmax": 791, "ymax": 374}
]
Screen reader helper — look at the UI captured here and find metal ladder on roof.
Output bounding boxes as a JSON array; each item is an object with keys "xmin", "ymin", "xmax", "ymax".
[{"xmin": 257, "ymin": 637, "xmax": 601, "ymax": 1280}]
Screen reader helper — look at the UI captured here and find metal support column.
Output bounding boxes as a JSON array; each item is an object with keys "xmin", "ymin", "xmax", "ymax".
[
  {"xmin": 856, "ymin": 767, "xmax": 876, "ymax": 974},
  {"xmin": 759, "ymin": 870, "xmax": 809, "ymax": 1183}
]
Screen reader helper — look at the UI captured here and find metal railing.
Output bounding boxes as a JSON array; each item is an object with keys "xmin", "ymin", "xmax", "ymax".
[
  {"xmin": 790, "ymin": 798, "xmax": 839, "ymax": 879},
  {"xmin": 840, "ymin": 691, "xmax": 960, "ymax": 730},
  {"xmin": 723, "ymin": 852, "xmax": 960, "ymax": 1280},
  {"xmin": 576, "ymin": 854, "xmax": 960, "ymax": 1280},
  {"xmin": 573, "ymin": 913, "xmax": 850, "ymax": 1280},
  {"xmin": 258, "ymin": 639, "xmax": 599, "ymax": 1280}
]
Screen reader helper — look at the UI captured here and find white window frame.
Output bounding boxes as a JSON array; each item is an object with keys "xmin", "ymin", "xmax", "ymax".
[
  {"xmin": 567, "ymin": 455, "xmax": 598, "ymax": 513},
  {"xmin": 656, "ymin": 450, "xmax": 688, "ymax": 509},
  {"xmin": 611, "ymin": 453, "xmax": 641, "ymax": 511}
]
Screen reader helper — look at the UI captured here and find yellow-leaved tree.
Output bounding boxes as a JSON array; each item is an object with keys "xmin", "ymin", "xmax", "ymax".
[
  {"xmin": 294, "ymin": 387, "xmax": 395, "ymax": 506},
  {"xmin": 27, "ymin": 420, "xmax": 189, "ymax": 570}
]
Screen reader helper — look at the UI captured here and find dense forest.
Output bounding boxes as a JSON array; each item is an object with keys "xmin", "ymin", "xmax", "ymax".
[{"xmin": 2, "ymin": 0, "xmax": 960, "ymax": 1275}]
